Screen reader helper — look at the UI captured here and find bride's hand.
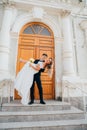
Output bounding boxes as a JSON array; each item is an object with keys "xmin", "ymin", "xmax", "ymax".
[
  {"xmin": 19, "ymin": 58, "xmax": 28, "ymax": 63},
  {"xmin": 19, "ymin": 58, "xmax": 23, "ymax": 62}
]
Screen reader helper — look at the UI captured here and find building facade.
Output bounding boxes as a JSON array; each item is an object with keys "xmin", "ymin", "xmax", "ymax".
[{"xmin": 0, "ymin": 0, "xmax": 87, "ymax": 109}]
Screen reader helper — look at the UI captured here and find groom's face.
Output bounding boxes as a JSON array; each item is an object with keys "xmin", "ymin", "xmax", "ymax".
[{"xmin": 41, "ymin": 55, "xmax": 48, "ymax": 61}]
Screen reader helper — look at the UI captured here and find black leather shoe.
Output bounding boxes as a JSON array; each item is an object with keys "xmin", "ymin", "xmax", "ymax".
[
  {"xmin": 40, "ymin": 101, "xmax": 46, "ymax": 104},
  {"xmin": 28, "ymin": 101, "xmax": 34, "ymax": 105}
]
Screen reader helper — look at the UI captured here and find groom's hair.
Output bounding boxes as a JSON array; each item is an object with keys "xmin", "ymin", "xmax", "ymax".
[{"xmin": 42, "ymin": 53, "xmax": 48, "ymax": 57}]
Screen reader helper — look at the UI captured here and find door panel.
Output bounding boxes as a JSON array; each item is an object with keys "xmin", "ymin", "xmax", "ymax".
[
  {"xmin": 14, "ymin": 46, "xmax": 35, "ymax": 99},
  {"xmin": 34, "ymin": 45, "xmax": 54, "ymax": 99},
  {"xmin": 39, "ymin": 37, "xmax": 54, "ymax": 47}
]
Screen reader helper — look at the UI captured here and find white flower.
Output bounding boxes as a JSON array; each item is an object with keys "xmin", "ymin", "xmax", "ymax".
[{"xmin": 29, "ymin": 58, "xmax": 35, "ymax": 63}]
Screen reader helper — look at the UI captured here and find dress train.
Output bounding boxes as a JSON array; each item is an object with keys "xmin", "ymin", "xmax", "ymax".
[{"xmin": 14, "ymin": 61, "xmax": 38, "ymax": 105}]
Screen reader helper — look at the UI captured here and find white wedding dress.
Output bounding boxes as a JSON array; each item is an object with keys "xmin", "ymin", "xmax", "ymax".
[{"xmin": 14, "ymin": 61, "xmax": 43, "ymax": 105}]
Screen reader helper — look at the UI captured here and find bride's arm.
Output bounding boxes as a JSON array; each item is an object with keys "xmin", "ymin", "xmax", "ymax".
[{"xmin": 19, "ymin": 58, "xmax": 28, "ymax": 63}]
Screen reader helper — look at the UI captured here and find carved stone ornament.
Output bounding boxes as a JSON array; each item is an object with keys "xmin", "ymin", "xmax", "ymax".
[
  {"xmin": 32, "ymin": 7, "xmax": 45, "ymax": 19},
  {"xmin": 79, "ymin": 20, "xmax": 87, "ymax": 30}
]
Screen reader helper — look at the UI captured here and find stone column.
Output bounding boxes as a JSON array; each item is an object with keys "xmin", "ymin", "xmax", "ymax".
[
  {"xmin": 0, "ymin": 5, "xmax": 13, "ymax": 79},
  {"xmin": 55, "ymin": 36, "xmax": 63, "ymax": 100},
  {"xmin": 62, "ymin": 14, "xmax": 79, "ymax": 101},
  {"xmin": 62, "ymin": 15, "xmax": 75, "ymax": 77}
]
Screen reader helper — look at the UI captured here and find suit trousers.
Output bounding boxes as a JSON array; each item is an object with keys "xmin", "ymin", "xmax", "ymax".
[{"xmin": 30, "ymin": 74, "xmax": 43, "ymax": 102}]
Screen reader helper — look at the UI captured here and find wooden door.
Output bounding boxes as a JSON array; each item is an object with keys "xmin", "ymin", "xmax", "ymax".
[
  {"xmin": 15, "ymin": 45, "xmax": 36, "ymax": 99},
  {"xmin": 15, "ymin": 22, "xmax": 54, "ymax": 100}
]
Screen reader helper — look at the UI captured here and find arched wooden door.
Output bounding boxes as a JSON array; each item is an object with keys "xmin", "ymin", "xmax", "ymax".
[{"xmin": 15, "ymin": 22, "xmax": 55, "ymax": 100}]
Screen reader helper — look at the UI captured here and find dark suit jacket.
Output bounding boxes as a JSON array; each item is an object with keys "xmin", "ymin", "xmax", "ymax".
[{"xmin": 34, "ymin": 59, "xmax": 45, "ymax": 79}]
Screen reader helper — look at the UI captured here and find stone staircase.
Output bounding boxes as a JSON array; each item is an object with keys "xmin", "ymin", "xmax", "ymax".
[{"xmin": 0, "ymin": 100, "xmax": 87, "ymax": 130}]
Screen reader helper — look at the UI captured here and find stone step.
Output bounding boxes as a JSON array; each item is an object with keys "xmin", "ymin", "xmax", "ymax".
[
  {"xmin": 0, "ymin": 107, "xmax": 85, "ymax": 123},
  {"xmin": 2, "ymin": 100, "xmax": 71, "ymax": 112},
  {"xmin": 0, "ymin": 119, "xmax": 87, "ymax": 130}
]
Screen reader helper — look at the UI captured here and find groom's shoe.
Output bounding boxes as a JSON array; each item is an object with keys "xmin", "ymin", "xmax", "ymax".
[
  {"xmin": 28, "ymin": 101, "xmax": 34, "ymax": 105},
  {"xmin": 40, "ymin": 100, "xmax": 46, "ymax": 104}
]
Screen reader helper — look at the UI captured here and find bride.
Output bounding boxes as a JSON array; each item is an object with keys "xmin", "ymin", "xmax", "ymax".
[{"xmin": 14, "ymin": 58, "xmax": 53, "ymax": 105}]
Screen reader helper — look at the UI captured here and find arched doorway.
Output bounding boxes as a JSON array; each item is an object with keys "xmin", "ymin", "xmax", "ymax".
[{"xmin": 14, "ymin": 22, "xmax": 55, "ymax": 100}]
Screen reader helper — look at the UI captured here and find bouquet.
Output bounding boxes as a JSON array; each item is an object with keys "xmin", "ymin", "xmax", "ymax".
[{"xmin": 29, "ymin": 58, "xmax": 35, "ymax": 63}]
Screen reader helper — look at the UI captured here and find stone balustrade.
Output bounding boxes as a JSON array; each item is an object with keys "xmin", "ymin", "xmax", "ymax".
[{"xmin": 0, "ymin": 79, "xmax": 14, "ymax": 105}]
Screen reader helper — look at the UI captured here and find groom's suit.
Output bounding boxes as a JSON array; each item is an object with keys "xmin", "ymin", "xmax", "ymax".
[{"xmin": 30, "ymin": 59, "xmax": 45, "ymax": 102}]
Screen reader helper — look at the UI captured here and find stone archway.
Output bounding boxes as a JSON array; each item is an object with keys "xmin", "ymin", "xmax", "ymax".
[
  {"xmin": 15, "ymin": 21, "xmax": 55, "ymax": 100},
  {"xmin": 11, "ymin": 10, "xmax": 63, "ymax": 100}
]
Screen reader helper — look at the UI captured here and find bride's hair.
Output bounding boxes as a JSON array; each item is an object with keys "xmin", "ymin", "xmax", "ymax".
[{"xmin": 45, "ymin": 58, "xmax": 54, "ymax": 78}]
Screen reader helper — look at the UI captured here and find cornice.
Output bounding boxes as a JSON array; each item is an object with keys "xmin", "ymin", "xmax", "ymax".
[
  {"xmin": 4, "ymin": 0, "xmax": 86, "ymax": 15},
  {"xmin": 1, "ymin": 0, "xmax": 87, "ymax": 17}
]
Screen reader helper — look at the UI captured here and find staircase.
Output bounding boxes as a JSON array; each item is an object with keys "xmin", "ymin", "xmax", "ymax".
[{"xmin": 0, "ymin": 100, "xmax": 87, "ymax": 130}]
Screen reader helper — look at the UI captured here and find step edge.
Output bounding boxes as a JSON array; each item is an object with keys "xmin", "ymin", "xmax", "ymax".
[{"xmin": 0, "ymin": 119, "xmax": 87, "ymax": 129}]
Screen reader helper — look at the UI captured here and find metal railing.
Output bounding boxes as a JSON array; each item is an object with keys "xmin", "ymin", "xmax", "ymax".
[{"xmin": 62, "ymin": 80, "xmax": 87, "ymax": 113}]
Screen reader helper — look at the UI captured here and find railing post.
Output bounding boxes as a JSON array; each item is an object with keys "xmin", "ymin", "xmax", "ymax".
[
  {"xmin": 81, "ymin": 81, "xmax": 86, "ymax": 116},
  {"xmin": 62, "ymin": 80, "xmax": 65, "ymax": 102},
  {"xmin": 67, "ymin": 84, "xmax": 70, "ymax": 103},
  {"xmin": 0, "ymin": 84, "xmax": 3, "ymax": 110},
  {"xmin": 8, "ymin": 81, "xmax": 10, "ymax": 103},
  {"xmin": 63, "ymin": 80, "xmax": 70, "ymax": 103}
]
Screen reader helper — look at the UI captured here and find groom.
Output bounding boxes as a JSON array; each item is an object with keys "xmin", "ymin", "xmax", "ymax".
[{"xmin": 28, "ymin": 53, "xmax": 48, "ymax": 105}]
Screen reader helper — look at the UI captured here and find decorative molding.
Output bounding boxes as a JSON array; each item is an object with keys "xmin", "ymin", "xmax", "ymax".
[
  {"xmin": 0, "ymin": 45, "xmax": 11, "ymax": 53},
  {"xmin": 6, "ymin": 0, "xmax": 85, "ymax": 16},
  {"xmin": 63, "ymin": 72, "xmax": 75, "ymax": 75},
  {"xmin": 10, "ymin": 32, "xmax": 18, "ymax": 39},
  {"xmin": 31, "ymin": 7, "xmax": 45, "ymax": 20},
  {"xmin": 61, "ymin": 10, "xmax": 71, "ymax": 17},
  {"xmin": 11, "ymin": 12, "xmax": 61, "ymax": 37},
  {"xmin": 0, "ymin": 69, "xmax": 10, "ymax": 74},
  {"xmin": 79, "ymin": 20, "xmax": 87, "ymax": 48},
  {"xmin": 2, "ymin": 0, "xmax": 15, "ymax": 7},
  {"xmin": 55, "ymin": 36, "xmax": 64, "ymax": 42},
  {"xmin": 62, "ymin": 51, "xmax": 73, "ymax": 58},
  {"xmin": 79, "ymin": 20, "xmax": 87, "ymax": 30}
]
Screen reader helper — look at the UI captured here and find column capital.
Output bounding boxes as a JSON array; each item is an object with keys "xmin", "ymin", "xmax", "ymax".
[
  {"xmin": 3, "ymin": 0, "xmax": 15, "ymax": 10},
  {"xmin": 61, "ymin": 10, "xmax": 71, "ymax": 17},
  {"xmin": 79, "ymin": 20, "xmax": 87, "ymax": 30}
]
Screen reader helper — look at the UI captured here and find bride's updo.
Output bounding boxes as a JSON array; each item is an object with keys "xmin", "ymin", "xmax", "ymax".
[{"xmin": 45, "ymin": 58, "xmax": 54, "ymax": 78}]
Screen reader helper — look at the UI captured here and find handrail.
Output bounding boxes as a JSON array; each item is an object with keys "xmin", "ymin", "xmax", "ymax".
[
  {"xmin": 64, "ymin": 80, "xmax": 87, "ymax": 95},
  {"xmin": 63, "ymin": 80, "xmax": 87, "ymax": 114}
]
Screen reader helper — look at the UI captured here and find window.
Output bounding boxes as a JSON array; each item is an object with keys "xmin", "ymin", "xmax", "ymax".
[{"xmin": 23, "ymin": 24, "xmax": 51, "ymax": 36}]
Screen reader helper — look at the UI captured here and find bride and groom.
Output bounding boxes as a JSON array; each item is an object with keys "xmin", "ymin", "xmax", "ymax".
[{"xmin": 14, "ymin": 53, "xmax": 53, "ymax": 105}]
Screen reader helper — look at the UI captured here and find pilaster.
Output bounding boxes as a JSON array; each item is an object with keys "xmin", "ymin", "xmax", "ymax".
[
  {"xmin": 0, "ymin": 5, "xmax": 16, "ymax": 79},
  {"xmin": 80, "ymin": 20, "xmax": 87, "ymax": 47},
  {"xmin": 62, "ymin": 15, "xmax": 75, "ymax": 76},
  {"xmin": 54, "ymin": 36, "xmax": 63, "ymax": 100}
]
